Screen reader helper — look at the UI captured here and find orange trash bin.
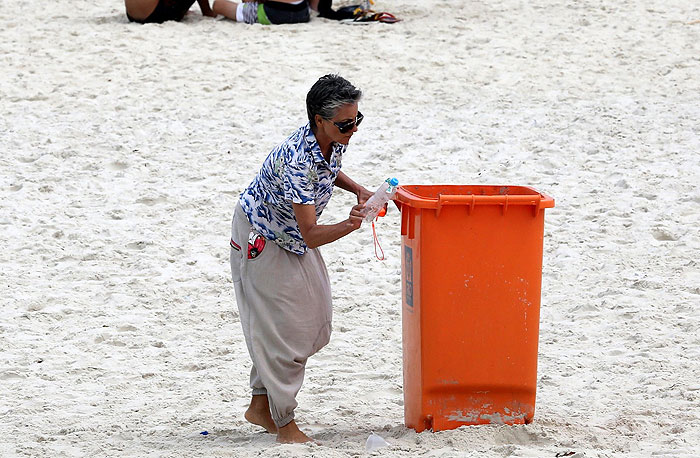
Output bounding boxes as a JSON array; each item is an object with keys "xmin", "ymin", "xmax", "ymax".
[{"xmin": 394, "ymin": 185, "xmax": 554, "ymax": 432}]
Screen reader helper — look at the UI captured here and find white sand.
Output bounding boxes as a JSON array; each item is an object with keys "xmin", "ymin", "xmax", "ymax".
[{"xmin": 2, "ymin": 0, "xmax": 699, "ymax": 456}]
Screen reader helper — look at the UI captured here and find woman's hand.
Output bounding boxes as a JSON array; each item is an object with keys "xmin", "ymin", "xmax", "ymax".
[
  {"xmin": 347, "ymin": 203, "xmax": 365, "ymax": 230},
  {"xmin": 356, "ymin": 186, "xmax": 372, "ymax": 205}
]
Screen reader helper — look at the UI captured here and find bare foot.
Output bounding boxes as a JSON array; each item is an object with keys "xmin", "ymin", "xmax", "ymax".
[
  {"xmin": 244, "ymin": 395, "xmax": 277, "ymax": 434},
  {"xmin": 276, "ymin": 420, "xmax": 315, "ymax": 444}
]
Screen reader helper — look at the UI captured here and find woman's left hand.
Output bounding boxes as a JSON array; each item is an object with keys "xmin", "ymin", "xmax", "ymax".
[{"xmin": 356, "ymin": 186, "xmax": 372, "ymax": 205}]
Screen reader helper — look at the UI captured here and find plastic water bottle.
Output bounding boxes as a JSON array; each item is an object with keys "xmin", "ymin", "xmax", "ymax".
[{"xmin": 363, "ymin": 177, "xmax": 399, "ymax": 222}]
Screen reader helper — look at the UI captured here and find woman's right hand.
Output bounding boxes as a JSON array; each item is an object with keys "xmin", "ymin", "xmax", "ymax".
[{"xmin": 347, "ymin": 203, "xmax": 365, "ymax": 230}]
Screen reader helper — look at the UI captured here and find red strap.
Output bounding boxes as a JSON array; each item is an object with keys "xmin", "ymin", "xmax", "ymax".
[{"xmin": 372, "ymin": 221, "xmax": 385, "ymax": 261}]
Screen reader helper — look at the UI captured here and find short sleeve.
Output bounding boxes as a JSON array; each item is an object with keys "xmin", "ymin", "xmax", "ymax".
[{"xmin": 282, "ymin": 151, "xmax": 316, "ymax": 205}]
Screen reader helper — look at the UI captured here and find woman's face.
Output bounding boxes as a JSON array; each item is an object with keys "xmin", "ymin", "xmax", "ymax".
[{"xmin": 319, "ymin": 102, "xmax": 361, "ymax": 145}]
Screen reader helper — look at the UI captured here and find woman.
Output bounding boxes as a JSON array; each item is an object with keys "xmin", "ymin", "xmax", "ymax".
[
  {"xmin": 213, "ymin": 0, "xmax": 318, "ymax": 24},
  {"xmin": 125, "ymin": 0, "xmax": 216, "ymax": 23},
  {"xmin": 229, "ymin": 74, "xmax": 371, "ymax": 443}
]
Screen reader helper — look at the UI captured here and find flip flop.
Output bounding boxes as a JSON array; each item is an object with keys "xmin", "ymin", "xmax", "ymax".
[{"xmin": 351, "ymin": 10, "xmax": 400, "ymax": 23}]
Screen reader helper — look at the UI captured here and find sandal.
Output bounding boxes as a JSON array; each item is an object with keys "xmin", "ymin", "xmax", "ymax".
[{"xmin": 352, "ymin": 10, "xmax": 400, "ymax": 23}]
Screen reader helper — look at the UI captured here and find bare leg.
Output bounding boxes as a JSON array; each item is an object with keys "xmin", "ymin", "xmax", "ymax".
[
  {"xmin": 244, "ymin": 395, "xmax": 277, "ymax": 433},
  {"xmin": 277, "ymin": 420, "xmax": 313, "ymax": 444},
  {"xmin": 197, "ymin": 0, "xmax": 217, "ymax": 16},
  {"xmin": 124, "ymin": 0, "xmax": 159, "ymax": 20},
  {"xmin": 212, "ymin": 0, "xmax": 240, "ymax": 20}
]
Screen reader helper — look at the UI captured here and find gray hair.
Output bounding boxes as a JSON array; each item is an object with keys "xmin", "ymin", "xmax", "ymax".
[{"xmin": 306, "ymin": 74, "xmax": 362, "ymax": 129}]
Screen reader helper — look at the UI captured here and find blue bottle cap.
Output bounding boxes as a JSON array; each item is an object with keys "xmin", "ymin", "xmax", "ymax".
[{"xmin": 387, "ymin": 177, "xmax": 399, "ymax": 186}]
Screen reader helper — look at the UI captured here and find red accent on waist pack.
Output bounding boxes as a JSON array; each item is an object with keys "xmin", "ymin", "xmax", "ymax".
[{"xmin": 248, "ymin": 232, "xmax": 266, "ymax": 259}]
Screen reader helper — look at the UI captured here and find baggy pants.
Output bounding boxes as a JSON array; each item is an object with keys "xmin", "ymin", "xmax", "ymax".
[{"xmin": 230, "ymin": 203, "xmax": 332, "ymax": 428}]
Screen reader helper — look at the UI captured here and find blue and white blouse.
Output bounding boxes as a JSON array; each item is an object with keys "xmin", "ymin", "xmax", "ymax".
[{"xmin": 239, "ymin": 123, "xmax": 345, "ymax": 255}]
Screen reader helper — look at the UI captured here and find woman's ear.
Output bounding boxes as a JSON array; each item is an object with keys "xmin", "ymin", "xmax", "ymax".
[{"xmin": 314, "ymin": 114, "xmax": 324, "ymax": 130}]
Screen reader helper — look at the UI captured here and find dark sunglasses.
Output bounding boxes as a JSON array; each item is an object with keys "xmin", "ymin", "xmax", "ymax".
[{"xmin": 333, "ymin": 111, "xmax": 364, "ymax": 134}]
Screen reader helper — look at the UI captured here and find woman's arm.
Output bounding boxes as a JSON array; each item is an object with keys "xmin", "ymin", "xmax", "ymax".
[
  {"xmin": 293, "ymin": 202, "xmax": 364, "ymax": 249},
  {"xmin": 197, "ymin": 0, "xmax": 217, "ymax": 16},
  {"xmin": 335, "ymin": 171, "xmax": 372, "ymax": 204}
]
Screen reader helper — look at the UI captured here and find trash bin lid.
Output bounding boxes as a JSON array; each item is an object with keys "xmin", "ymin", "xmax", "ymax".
[{"xmin": 395, "ymin": 185, "xmax": 555, "ymax": 212}]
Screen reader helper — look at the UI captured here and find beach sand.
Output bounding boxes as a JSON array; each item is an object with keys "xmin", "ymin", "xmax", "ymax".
[{"xmin": 1, "ymin": 0, "xmax": 699, "ymax": 456}]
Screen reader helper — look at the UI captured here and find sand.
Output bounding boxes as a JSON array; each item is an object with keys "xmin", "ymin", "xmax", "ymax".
[{"xmin": 1, "ymin": 0, "xmax": 699, "ymax": 456}]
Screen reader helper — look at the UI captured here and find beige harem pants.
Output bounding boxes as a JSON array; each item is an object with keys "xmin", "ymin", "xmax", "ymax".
[{"xmin": 230, "ymin": 203, "xmax": 332, "ymax": 428}]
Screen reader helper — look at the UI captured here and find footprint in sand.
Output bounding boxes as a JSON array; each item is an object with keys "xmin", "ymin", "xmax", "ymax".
[
  {"xmin": 0, "ymin": 371, "xmax": 27, "ymax": 380},
  {"xmin": 135, "ymin": 196, "xmax": 168, "ymax": 206}
]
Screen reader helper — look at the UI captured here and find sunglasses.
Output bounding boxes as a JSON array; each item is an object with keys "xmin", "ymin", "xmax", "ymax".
[{"xmin": 333, "ymin": 111, "xmax": 364, "ymax": 134}]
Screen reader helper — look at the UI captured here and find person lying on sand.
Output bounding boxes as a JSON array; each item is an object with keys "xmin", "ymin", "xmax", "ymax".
[
  {"xmin": 229, "ymin": 74, "xmax": 371, "ymax": 443},
  {"xmin": 125, "ymin": 0, "xmax": 216, "ymax": 23},
  {"xmin": 213, "ymin": 0, "xmax": 321, "ymax": 24}
]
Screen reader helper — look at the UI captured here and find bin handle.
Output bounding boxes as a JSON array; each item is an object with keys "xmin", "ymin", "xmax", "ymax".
[{"xmin": 436, "ymin": 194, "xmax": 543, "ymax": 217}]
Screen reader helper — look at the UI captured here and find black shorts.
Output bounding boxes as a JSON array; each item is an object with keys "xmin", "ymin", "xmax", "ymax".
[
  {"xmin": 263, "ymin": 0, "xmax": 310, "ymax": 24},
  {"xmin": 127, "ymin": 0, "xmax": 196, "ymax": 23}
]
